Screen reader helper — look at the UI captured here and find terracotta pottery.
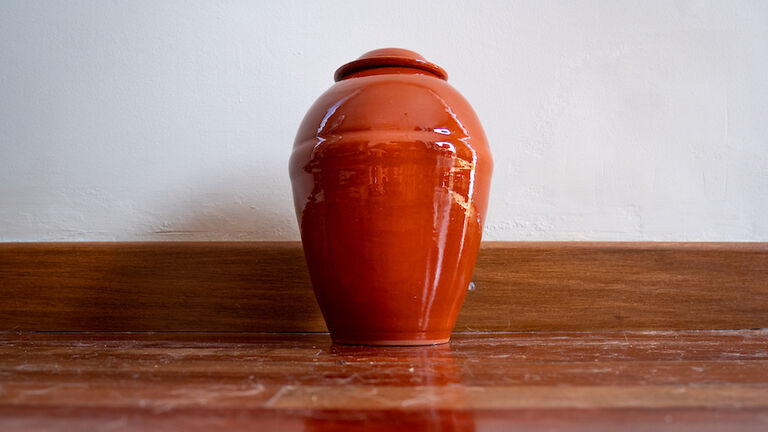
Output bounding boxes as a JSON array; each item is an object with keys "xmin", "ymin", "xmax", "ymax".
[{"xmin": 289, "ymin": 48, "xmax": 492, "ymax": 346}]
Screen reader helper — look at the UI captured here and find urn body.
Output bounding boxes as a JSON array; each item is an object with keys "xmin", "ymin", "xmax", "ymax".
[{"xmin": 289, "ymin": 49, "xmax": 492, "ymax": 345}]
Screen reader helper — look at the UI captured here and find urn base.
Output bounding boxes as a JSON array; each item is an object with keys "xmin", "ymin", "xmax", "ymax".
[{"xmin": 330, "ymin": 332, "xmax": 451, "ymax": 346}]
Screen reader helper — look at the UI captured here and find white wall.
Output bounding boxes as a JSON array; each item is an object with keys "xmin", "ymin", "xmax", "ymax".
[{"xmin": 1, "ymin": 0, "xmax": 767, "ymax": 242}]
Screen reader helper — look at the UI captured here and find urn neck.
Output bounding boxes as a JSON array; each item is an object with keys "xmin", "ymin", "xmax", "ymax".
[
  {"xmin": 334, "ymin": 48, "xmax": 448, "ymax": 82},
  {"xmin": 339, "ymin": 66, "xmax": 446, "ymax": 81}
]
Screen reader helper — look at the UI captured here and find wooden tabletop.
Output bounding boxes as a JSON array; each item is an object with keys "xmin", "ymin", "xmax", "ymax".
[{"xmin": 1, "ymin": 330, "xmax": 767, "ymax": 431}]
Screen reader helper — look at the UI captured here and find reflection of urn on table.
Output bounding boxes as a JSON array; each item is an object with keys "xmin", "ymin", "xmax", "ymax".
[
  {"xmin": 290, "ymin": 48, "xmax": 493, "ymax": 346},
  {"xmin": 303, "ymin": 343, "xmax": 476, "ymax": 431}
]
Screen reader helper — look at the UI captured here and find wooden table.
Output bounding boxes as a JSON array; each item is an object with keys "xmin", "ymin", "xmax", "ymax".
[{"xmin": 2, "ymin": 330, "xmax": 766, "ymax": 431}]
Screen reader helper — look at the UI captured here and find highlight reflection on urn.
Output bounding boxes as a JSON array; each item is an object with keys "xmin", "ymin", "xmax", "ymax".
[{"xmin": 289, "ymin": 48, "xmax": 493, "ymax": 345}]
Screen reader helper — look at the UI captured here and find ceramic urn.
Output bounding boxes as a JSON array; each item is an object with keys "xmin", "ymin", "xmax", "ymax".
[{"xmin": 289, "ymin": 48, "xmax": 492, "ymax": 345}]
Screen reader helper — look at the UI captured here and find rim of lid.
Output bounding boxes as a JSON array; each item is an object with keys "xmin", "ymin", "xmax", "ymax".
[{"xmin": 334, "ymin": 48, "xmax": 448, "ymax": 82}]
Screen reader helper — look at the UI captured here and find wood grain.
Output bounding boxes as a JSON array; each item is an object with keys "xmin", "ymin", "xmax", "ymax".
[
  {"xmin": 0, "ymin": 242, "xmax": 766, "ymax": 332},
  {"xmin": 1, "ymin": 331, "xmax": 767, "ymax": 431}
]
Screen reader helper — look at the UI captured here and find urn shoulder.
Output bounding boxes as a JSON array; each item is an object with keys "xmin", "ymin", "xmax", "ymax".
[{"xmin": 292, "ymin": 48, "xmax": 491, "ymax": 159}]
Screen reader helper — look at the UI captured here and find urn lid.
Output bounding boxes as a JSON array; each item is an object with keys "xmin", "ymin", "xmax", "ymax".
[{"xmin": 334, "ymin": 48, "xmax": 448, "ymax": 82}]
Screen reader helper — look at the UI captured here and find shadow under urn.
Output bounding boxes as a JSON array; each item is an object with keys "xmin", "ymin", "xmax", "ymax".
[{"xmin": 289, "ymin": 48, "xmax": 493, "ymax": 345}]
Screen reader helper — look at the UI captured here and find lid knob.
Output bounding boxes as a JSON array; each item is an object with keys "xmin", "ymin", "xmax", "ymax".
[{"xmin": 334, "ymin": 48, "xmax": 448, "ymax": 82}]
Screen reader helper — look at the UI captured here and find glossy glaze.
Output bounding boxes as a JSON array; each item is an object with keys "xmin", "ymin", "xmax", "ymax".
[{"xmin": 289, "ymin": 49, "xmax": 493, "ymax": 345}]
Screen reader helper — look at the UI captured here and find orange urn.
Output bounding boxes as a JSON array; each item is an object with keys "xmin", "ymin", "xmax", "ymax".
[{"xmin": 289, "ymin": 48, "xmax": 493, "ymax": 345}]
